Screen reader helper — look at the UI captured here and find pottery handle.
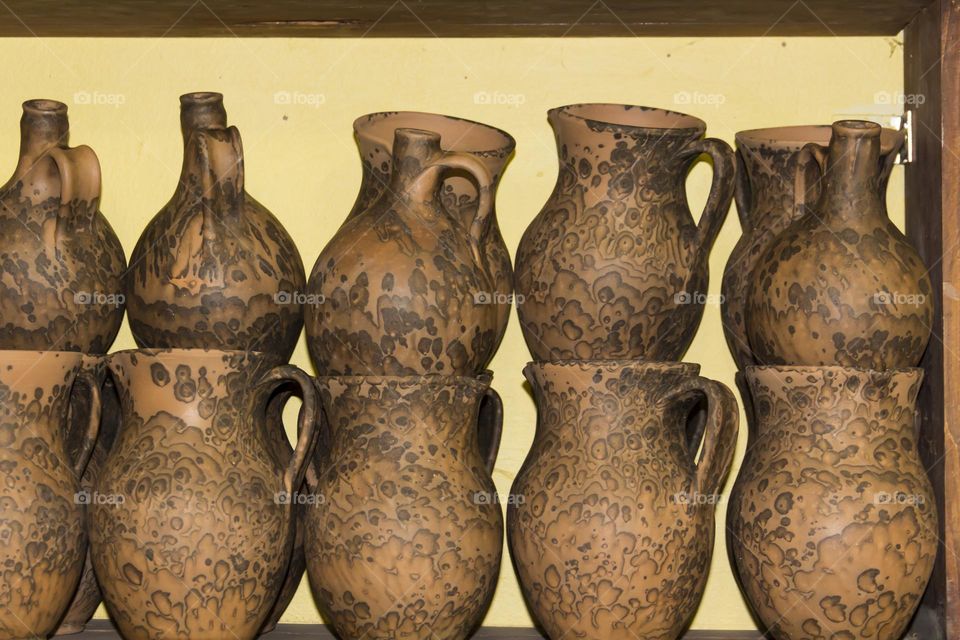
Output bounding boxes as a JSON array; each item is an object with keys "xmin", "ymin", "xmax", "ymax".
[
  {"xmin": 477, "ymin": 386, "xmax": 504, "ymax": 475},
  {"xmin": 69, "ymin": 368, "xmax": 102, "ymax": 479},
  {"xmin": 258, "ymin": 365, "xmax": 319, "ymax": 498},
  {"xmin": 659, "ymin": 376, "xmax": 738, "ymax": 499},
  {"xmin": 732, "ymin": 148, "xmax": 752, "ymax": 230},
  {"xmin": 46, "ymin": 145, "xmax": 102, "ymax": 241},
  {"xmin": 193, "ymin": 126, "xmax": 245, "ymax": 204},
  {"xmin": 880, "ymin": 127, "xmax": 907, "ymax": 186},
  {"xmin": 793, "ymin": 142, "xmax": 828, "ymax": 212},
  {"xmin": 425, "ymin": 152, "xmax": 494, "ymax": 267},
  {"xmin": 681, "ymin": 137, "xmax": 736, "ymax": 257}
]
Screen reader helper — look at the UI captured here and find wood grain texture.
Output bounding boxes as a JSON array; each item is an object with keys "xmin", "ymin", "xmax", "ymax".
[
  {"xmin": 904, "ymin": 0, "xmax": 959, "ymax": 637},
  {"xmin": 0, "ymin": 0, "xmax": 931, "ymax": 36},
  {"xmin": 76, "ymin": 620, "xmax": 765, "ymax": 639}
]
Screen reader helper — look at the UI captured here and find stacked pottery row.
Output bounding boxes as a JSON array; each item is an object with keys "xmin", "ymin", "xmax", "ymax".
[
  {"xmin": 507, "ymin": 104, "xmax": 742, "ymax": 640},
  {"xmin": 722, "ymin": 121, "xmax": 938, "ymax": 640}
]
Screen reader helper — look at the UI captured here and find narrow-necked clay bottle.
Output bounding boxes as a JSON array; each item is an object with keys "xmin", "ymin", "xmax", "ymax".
[
  {"xmin": 126, "ymin": 92, "xmax": 305, "ymax": 360},
  {"xmin": 0, "ymin": 99, "xmax": 126, "ymax": 352}
]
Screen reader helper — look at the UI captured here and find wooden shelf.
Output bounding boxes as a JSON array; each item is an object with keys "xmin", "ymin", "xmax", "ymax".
[
  {"xmin": 75, "ymin": 620, "xmax": 764, "ymax": 639},
  {"xmin": 0, "ymin": 0, "xmax": 930, "ymax": 37}
]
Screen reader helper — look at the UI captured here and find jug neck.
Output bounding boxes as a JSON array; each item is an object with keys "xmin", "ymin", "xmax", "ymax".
[
  {"xmin": 15, "ymin": 100, "xmax": 69, "ymax": 177},
  {"xmin": 817, "ymin": 121, "xmax": 885, "ymax": 222},
  {"xmin": 386, "ymin": 128, "xmax": 445, "ymax": 208},
  {"xmin": 180, "ymin": 92, "xmax": 228, "ymax": 135}
]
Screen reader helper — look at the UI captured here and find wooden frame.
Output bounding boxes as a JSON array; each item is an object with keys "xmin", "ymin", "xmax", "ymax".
[{"xmin": 1, "ymin": 1, "xmax": 953, "ymax": 637}]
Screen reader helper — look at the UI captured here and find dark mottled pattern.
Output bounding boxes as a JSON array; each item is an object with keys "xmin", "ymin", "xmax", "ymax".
[
  {"xmin": 746, "ymin": 121, "xmax": 931, "ymax": 369},
  {"xmin": 306, "ymin": 128, "xmax": 498, "ymax": 375},
  {"xmin": 728, "ymin": 365, "xmax": 937, "ymax": 640},
  {"xmin": 306, "ymin": 375, "xmax": 503, "ymax": 640},
  {"xmin": 126, "ymin": 93, "xmax": 306, "ymax": 361},
  {"xmin": 348, "ymin": 112, "xmax": 516, "ymax": 351},
  {"xmin": 0, "ymin": 351, "xmax": 99, "ymax": 640},
  {"xmin": 0, "ymin": 101, "xmax": 125, "ymax": 353},
  {"xmin": 56, "ymin": 355, "xmax": 123, "ymax": 635},
  {"xmin": 508, "ymin": 360, "xmax": 738, "ymax": 640},
  {"xmin": 91, "ymin": 349, "xmax": 317, "ymax": 640},
  {"xmin": 515, "ymin": 104, "xmax": 735, "ymax": 361}
]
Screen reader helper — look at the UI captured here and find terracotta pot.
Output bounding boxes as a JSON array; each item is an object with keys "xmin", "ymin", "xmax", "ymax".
[
  {"xmin": 91, "ymin": 349, "xmax": 317, "ymax": 640},
  {"xmin": 508, "ymin": 360, "xmax": 738, "ymax": 640},
  {"xmin": 349, "ymin": 112, "xmax": 515, "ymax": 350},
  {"xmin": 0, "ymin": 350, "xmax": 100, "ymax": 640},
  {"xmin": 722, "ymin": 125, "xmax": 902, "ymax": 370},
  {"xmin": 728, "ymin": 365, "xmax": 937, "ymax": 640},
  {"xmin": 306, "ymin": 127, "xmax": 498, "ymax": 375},
  {"xmin": 0, "ymin": 99, "xmax": 125, "ymax": 353},
  {"xmin": 305, "ymin": 375, "xmax": 503, "ymax": 640},
  {"xmin": 514, "ymin": 104, "xmax": 735, "ymax": 361},
  {"xmin": 126, "ymin": 92, "xmax": 306, "ymax": 361},
  {"xmin": 746, "ymin": 120, "xmax": 932, "ymax": 369},
  {"xmin": 56, "ymin": 355, "xmax": 123, "ymax": 635}
]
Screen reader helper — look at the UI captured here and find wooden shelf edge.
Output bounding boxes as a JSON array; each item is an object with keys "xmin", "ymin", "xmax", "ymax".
[{"xmin": 75, "ymin": 620, "xmax": 764, "ymax": 639}]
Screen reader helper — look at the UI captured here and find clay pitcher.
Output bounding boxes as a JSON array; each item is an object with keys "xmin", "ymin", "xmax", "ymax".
[
  {"xmin": 90, "ymin": 349, "xmax": 317, "ymax": 640},
  {"xmin": 0, "ymin": 99, "xmax": 126, "ymax": 352},
  {"xmin": 0, "ymin": 350, "xmax": 101, "ymax": 640},
  {"xmin": 126, "ymin": 92, "xmax": 306, "ymax": 360},
  {"xmin": 508, "ymin": 360, "xmax": 738, "ymax": 640},
  {"xmin": 349, "ymin": 112, "xmax": 516, "ymax": 351},
  {"xmin": 722, "ymin": 125, "xmax": 903, "ymax": 369},
  {"xmin": 56, "ymin": 355, "xmax": 123, "ymax": 635},
  {"xmin": 305, "ymin": 127, "xmax": 498, "ymax": 375},
  {"xmin": 746, "ymin": 120, "xmax": 932, "ymax": 369},
  {"xmin": 514, "ymin": 104, "xmax": 736, "ymax": 361},
  {"xmin": 305, "ymin": 375, "xmax": 503, "ymax": 640},
  {"xmin": 728, "ymin": 365, "xmax": 937, "ymax": 640}
]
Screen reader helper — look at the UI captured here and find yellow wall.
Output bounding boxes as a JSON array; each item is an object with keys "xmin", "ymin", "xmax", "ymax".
[{"xmin": 0, "ymin": 36, "xmax": 904, "ymax": 630}]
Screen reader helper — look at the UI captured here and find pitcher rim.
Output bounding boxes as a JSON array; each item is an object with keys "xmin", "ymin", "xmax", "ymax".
[
  {"xmin": 108, "ymin": 347, "xmax": 272, "ymax": 361},
  {"xmin": 353, "ymin": 110, "xmax": 516, "ymax": 155},
  {"xmin": 549, "ymin": 103, "xmax": 706, "ymax": 135},
  {"xmin": 736, "ymin": 124, "xmax": 900, "ymax": 153},
  {"xmin": 0, "ymin": 349, "xmax": 84, "ymax": 363},
  {"xmin": 745, "ymin": 364, "xmax": 923, "ymax": 377},
  {"xmin": 316, "ymin": 373, "xmax": 490, "ymax": 391},
  {"xmin": 525, "ymin": 359, "xmax": 700, "ymax": 372}
]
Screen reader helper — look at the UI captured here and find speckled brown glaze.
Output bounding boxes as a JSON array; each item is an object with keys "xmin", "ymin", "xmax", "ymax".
[
  {"xmin": 56, "ymin": 355, "xmax": 123, "ymax": 635},
  {"xmin": 0, "ymin": 350, "xmax": 101, "ymax": 640},
  {"xmin": 728, "ymin": 365, "xmax": 937, "ymax": 640},
  {"xmin": 0, "ymin": 100, "xmax": 126, "ymax": 353},
  {"xmin": 126, "ymin": 93, "xmax": 306, "ymax": 361},
  {"xmin": 90, "ymin": 349, "xmax": 317, "ymax": 640},
  {"xmin": 746, "ymin": 121, "xmax": 931, "ymax": 369},
  {"xmin": 508, "ymin": 360, "xmax": 738, "ymax": 640},
  {"xmin": 305, "ymin": 375, "xmax": 503, "ymax": 640},
  {"xmin": 722, "ymin": 125, "xmax": 902, "ymax": 369},
  {"xmin": 306, "ymin": 127, "xmax": 498, "ymax": 375},
  {"xmin": 514, "ymin": 104, "xmax": 735, "ymax": 361},
  {"xmin": 349, "ymin": 112, "xmax": 516, "ymax": 351}
]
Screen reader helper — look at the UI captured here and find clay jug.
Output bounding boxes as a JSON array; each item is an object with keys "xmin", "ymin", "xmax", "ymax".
[
  {"xmin": 349, "ymin": 112, "xmax": 515, "ymax": 350},
  {"xmin": 305, "ymin": 375, "xmax": 503, "ymax": 640},
  {"xmin": 728, "ymin": 365, "xmax": 937, "ymax": 640},
  {"xmin": 56, "ymin": 355, "xmax": 123, "ymax": 635},
  {"xmin": 514, "ymin": 104, "xmax": 735, "ymax": 361},
  {"xmin": 0, "ymin": 99, "xmax": 126, "ymax": 352},
  {"xmin": 90, "ymin": 349, "xmax": 317, "ymax": 640},
  {"xmin": 306, "ymin": 128, "xmax": 498, "ymax": 375},
  {"xmin": 508, "ymin": 360, "xmax": 738, "ymax": 640},
  {"xmin": 721, "ymin": 125, "xmax": 903, "ymax": 369},
  {"xmin": 0, "ymin": 350, "xmax": 101, "ymax": 640},
  {"xmin": 126, "ymin": 92, "xmax": 306, "ymax": 361},
  {"xmin": 746, "ymin": 120, "xmax": 931, "ymax": 369}
]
